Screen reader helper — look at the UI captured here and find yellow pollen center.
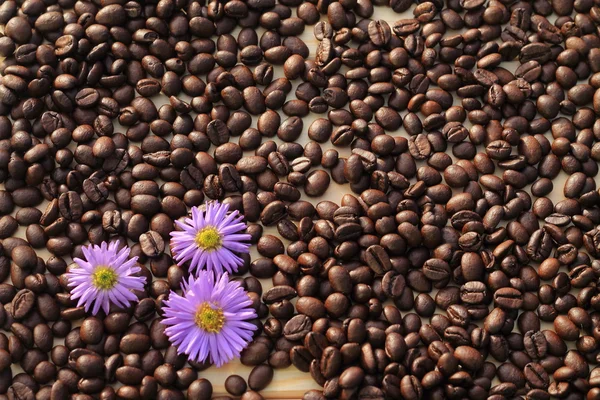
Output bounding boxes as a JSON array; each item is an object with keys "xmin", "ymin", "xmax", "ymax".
[
  {"xmin": 195, "ymin": 302, "xmax": 225, "ymax": 333},
  {"xmin": 195, "ymin": 227, "xmax": 222, "ymax": 251},
  {"xmin": 92, "ymin": 266, "xmax": 118, "ymax": 290}
]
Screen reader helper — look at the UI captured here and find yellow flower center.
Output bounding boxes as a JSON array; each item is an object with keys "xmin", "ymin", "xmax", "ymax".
[
  {"xmin": 92, "ymin": 266, "xmax": 118, "ymax": 290},
  {"xmin": 195, "ymin": 227, "xmax": 222, "ymax": 251},
  {"xmin": 195, "ymin": 302, "xmax": 225, "ymax": 333}
]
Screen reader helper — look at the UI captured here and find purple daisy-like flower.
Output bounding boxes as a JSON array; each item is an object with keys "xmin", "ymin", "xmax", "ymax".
[
  {"xmin": 161, "ymin": 271, "xmax": 257, "ymax": 367},
  {"xmin": 169, "ymin": 201, "xmax": 251, "ymax": 275},
  {"xmin": 67, "ymin": 241, "xmax": 146, "ymax": 315}
]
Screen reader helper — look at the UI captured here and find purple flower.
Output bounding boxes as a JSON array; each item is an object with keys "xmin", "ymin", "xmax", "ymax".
[
  {"xmin": 170, "ymin": 201, "xmax": 251, "ymax": 275},
  {"xmin": 161, "ymin": 271, "xmax": 257, "ymax": 367},
  {"xmin": 67, "ymin": 241, "xmax": 146, "ymax": 315}
]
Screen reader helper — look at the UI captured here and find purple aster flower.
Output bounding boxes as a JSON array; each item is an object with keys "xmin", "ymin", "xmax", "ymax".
[
  {"xmin": 67, "ymin": 241, "xmax": 146, "ymax": 315},
  {"xmin": 169, "ymin": 201, "xmax": 251, "ymax": 275},
  {"xmin": 161, "ymin": 271, "xmax": 257, "ymax": 367}
]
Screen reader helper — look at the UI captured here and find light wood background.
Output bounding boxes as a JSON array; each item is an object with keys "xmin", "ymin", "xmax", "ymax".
[{"xmin": 0, "ymin": 4, "xmax": 574, "ymax": 400}]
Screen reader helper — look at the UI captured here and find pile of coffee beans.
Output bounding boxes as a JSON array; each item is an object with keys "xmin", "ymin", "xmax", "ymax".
[{"xmin": 1, "ymin": 0, "xmax": 600, "ymax": 398}]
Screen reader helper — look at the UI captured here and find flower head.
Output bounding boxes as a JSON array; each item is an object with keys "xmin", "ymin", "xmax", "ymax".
[
  {"xmin": 170, "ymin": 202, "xmax": 251, "ymax": 275},
  {"xmin": 67, "ymin": 241, "xmax": 146, "ymax": 315},
  {"xmin": 161, "ymin": 271, "xmax": 257, "ymax": 367}
]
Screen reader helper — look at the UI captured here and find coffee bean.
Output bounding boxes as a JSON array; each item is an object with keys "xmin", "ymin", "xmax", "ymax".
[
  {"xmin": 454, "ymin": 346, "xmax": 484, "ymax": 372},
  {"xmin": 139, "ymin": 231, "xmax": 165, "ymax": 257},
  {"xmin": 320, "ymin": 346, "xmax": 342, "ymax": 379},
  {"xmin": 284, "ymin": 315, "xmax": 312, "ymax": 341},
  {"xmin": 120, "ymin": 334, "xmax": 151, "ymax": 354},
  {"xmin": 381, "ymin": 272, "xmax": 406, "ymax": 299},
  {"xmin": 339, "ymin": 366, "xmax": 365, "ymax": 389},
  {"xmin": 11, "ymin": 246, "xmax": 37, "ymax": 270},
  {"xmin": 11, "ymin": 289, "xmax": 34, "ymax": 319},
  {"xmin": 248, "ymin": 364, "xmax": 273, "ymax": 391},
  {"xmin": 364, "ymin": 245, "xmax": 391, "ymax": 274},
  {"xmin": 76, "ymin": 353, "xmax": 104, "ymax": 378},
  {"xmin": 225, "ymin": 375, "xmax": 247, "ymax": 396}
]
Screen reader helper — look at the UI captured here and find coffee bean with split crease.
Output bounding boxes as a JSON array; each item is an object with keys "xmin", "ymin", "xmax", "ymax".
[
  {"xmin": 139, "ymin": 231, "xmax": 164, "ymax": 257},
  {"xmin": 365, "ymin": 245, "xmax": 392, "ymax": 274},
  {"xmin": 284, "ymin": 315, "xmax": 312, "ymax": 341},
  {"xmin": 218, "ymin": 164, "xmax": 242, "ymax": 192},
  {"xmin": 83, "ymin": 178, "xmax": 108, "ymax": 204},
  {"xmin": 143, "ymin": 151, "xmax": 171, "ymax": 168},
  {"xmin": 524, "ymin": 330, "xmax": 547, "ymax": 359},
  {"xmin": 408, "ymin": 134, "xmax": 432, "ymax": 160},
  {"xmin": 262, "ymin": 285, "xmax": 296, "ymax": 304},
  {"xmin": 381, "ymin": 271, "xmax": 406, "ymax": 299},
  {"xmin": 180, "ymin": 166, "xmax": 204, "ymax": 190},
  {"xmin": 136, "ymin": 79, "xmax": 161, "ymax": 97},
  {"xmin": 335, "ymin": 223, "xmax": 362, "ymax": 241},
  {"xmin": 520, "ymin": 43, "xmax": 552, "ymax": 63},
  {"xmin": 11, "ymin": 289, "xmax": 34, "ymax": 319},
  {"xmin": 527, "ymin": 229, "xmax": 553, "ymax": 262},
  {"xmin": 320, "ymin": 346, "xmax": 342, "ymax": 379},
  {"xmin": 316, "ymin": 39, "xmax": 334, "ymax": 67},
  {"xmin": 260, "ymin": 201, "xmax": 287, "ymax": 226},
  {"xmin": 7, "ymin": 383, "xmax": 34, "ymax": 400},
  {"xmin": 267, "ymin": 152, "xmax": 290, "ymax": 176},
  {"xmin": 423, "ymin": 259, "xmax": 451, "ymax": 281},
  {"xmin": 524, "ymin": 362, "xmax": 549, "ymax": 389},
  {"xmin": 103, "ymin": 149, "xmax": 129, "ymax": 174},
  {"xmin": 400, "ymin": 375, "xmax": 422, "ymax": 400},
  {"xmin": 203, "ymin": 175, "xmax": 223, "ymax": 199},
  {"xmin": 304, "ymin": 332, "xmax": 327, "ymax": 359},
  {"xmin": 393, "ymin": 19, "xmax": 420, "ymax": 36},
  {"xmin": 290, "ymin": 346, "xmax": 313, "ymax": 373},
  {"xmin": 75, "ymin": 88, "xmax": 100, "ymax": 108},
  {"xmin": 460, "ymin": 282, "xmax": 487, "ymax": 304},
  {"xmin": 206, "ymin": 120, "xmax": 230, "ymax": 146},
  {"xmin": 494, "ymin": 287, "xmax": 523, "ymax": 310},
  {"xmin": 291, "ymin": 158, "xmax": 312, "ymax": 174},
  {"xmin": 274, "ymin": 182, "xmax": 300, "ymax": 202},
  {"xmin": 368, "ymin": 20, "xmax": 392, "ymax": 46},
  {"xmin": 57, "ymin": 191, "xmax": 83, "ymax": 221}
]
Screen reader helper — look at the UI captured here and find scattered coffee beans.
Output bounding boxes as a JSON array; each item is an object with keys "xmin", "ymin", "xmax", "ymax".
[{"xmin": 1, "ymin": 0, "xmax": 600, "ymax": 398}]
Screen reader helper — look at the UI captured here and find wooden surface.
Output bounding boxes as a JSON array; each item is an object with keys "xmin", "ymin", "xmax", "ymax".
[{"xmin": 0, "ymin": 5, "xmax": 573, "ymax": 400}]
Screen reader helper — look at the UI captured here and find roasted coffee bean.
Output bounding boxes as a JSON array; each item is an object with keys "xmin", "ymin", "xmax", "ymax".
[
  {"xmin": 11, "ymin": 289, "xmax": 35, "ymax": 319},
  {"xmin": 139, "ymin": 231, "xmax": 165, "ymax": 257},
  {"xmin": 225, "ymin": 375, "xmax": 247, "ymax": 396},
  {"xmin": 290, "ymin": 346, "xmax": 313, "ymax": 373},
  {"xmin": 365, "ymin": 245, "xmax": 391, "ymax": 274},
  {"xmin": 248, "ymin": 364, "xmax": 273, "ymax": 391},
  {"xmin": 284, "ymin": 315, "xmax": 312, "ymax": 341}
]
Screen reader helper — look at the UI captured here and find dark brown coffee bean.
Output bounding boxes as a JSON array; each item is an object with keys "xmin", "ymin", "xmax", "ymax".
[
  {"xmin": 224, "ymin": 375, "xmax": 247, "ymax": 396},
  {"xmin": 248, "ymin": 364, "xmax": 273, "ymax": 391},
  {"xmin": 284, "ymin": 315, "xmax": 312, "ymax": 341},
  {"xmin": 11, "ymin": 289, "xmax": 34, "ymax": 319},
  {"xmin": 365, "ymin": 245, "xmax": 391, "ymax": 274},
  {"xmin": 290, "ymin": 346, "xmax": 313, "ymax": 373}
]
